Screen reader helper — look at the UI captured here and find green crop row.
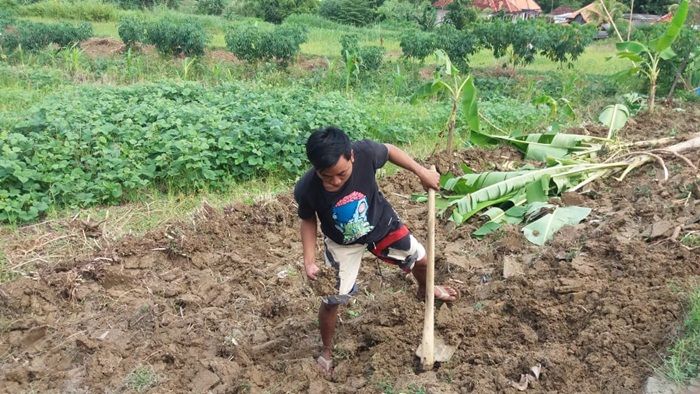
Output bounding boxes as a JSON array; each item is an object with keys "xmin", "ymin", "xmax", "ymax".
[{"xmin": 0, "ymin": 81, "xmax": 416, "ymax": 223}]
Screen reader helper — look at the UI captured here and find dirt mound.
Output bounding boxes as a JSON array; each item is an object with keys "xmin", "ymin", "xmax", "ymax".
[
  {"xmin": 207, "ymin": 50, "xmax": 240, "ymax": 64},
  {"xmin": 1, "ymin": 105, "xmax": 699, "ymax": 393},
  {"xmin": 80, "ymin": 38, "xmax": 125, "ymax": 58}
]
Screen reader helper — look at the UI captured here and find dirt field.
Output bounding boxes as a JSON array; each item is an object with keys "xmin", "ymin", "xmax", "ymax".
[{"xmin": 1, "ymin": 105, "xmax": 699, "ymax": 393}]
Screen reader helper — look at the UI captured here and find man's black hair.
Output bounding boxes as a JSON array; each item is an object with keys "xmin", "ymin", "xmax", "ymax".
[{"xmin": 305, "ymin": 126, "xmax": 352, "ymax": 170}]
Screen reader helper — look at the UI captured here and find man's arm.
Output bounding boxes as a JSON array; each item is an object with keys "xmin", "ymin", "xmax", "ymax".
[
  {"xmin": 385, "ymin": 143, "xmax": 440, "ymax": 190},
  {"xmin": 300, "ymin": 216, "xmax": 320, "ymax": 280}
]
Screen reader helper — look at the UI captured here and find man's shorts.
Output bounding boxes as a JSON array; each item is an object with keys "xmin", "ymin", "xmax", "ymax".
[{"xmin": 321, "ymin": 224, "xmax": 426, "ymax": 305}]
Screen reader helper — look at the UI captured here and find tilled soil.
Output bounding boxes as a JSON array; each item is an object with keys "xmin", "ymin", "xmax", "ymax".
[{"xmin": 1, "ymin": 105, "xmax": 699, "ymax": 393}]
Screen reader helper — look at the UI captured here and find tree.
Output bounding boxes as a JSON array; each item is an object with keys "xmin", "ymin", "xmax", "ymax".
[
  {"xmin": 445, "ymin": 0, "xmax": 478, "ymax": 30},
  {"xmin": 244, "ymin": 0, "xmax": 318, "ymax": 23},
  {"xmin": 633, "ymin": 0, "xmax": 674, "ymax": 14}
]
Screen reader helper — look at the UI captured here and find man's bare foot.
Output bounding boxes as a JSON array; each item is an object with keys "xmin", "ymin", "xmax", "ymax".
[{"xmin": 417, "ymin": 285, "xmax": 459, "ymax": 302}]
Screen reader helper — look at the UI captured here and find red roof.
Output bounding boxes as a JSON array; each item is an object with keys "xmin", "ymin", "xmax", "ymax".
[
  {"xmin": 433, "ymin": 0, "xmax": 452, "ymax": 7},
  {"xmin": 658, "ymin": 12, "xmax": 672, "ymax": 22},
  {"xmin": 433, "ymin": 0, "xmax": 541, "ymax": 12}
]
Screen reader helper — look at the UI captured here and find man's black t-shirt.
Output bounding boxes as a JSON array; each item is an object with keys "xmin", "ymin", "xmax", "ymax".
[{"xmin": 294, "ymin": 140, "xmax": 399, "ymax": 245}]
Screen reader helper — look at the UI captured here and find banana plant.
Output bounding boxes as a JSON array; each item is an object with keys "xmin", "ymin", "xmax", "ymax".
[
  {"xmin": 616, "ymin": 0, "xmax": 689, "ymax": 112},
  {"xmin": 410, "ymin": 50, "xmax": 479, "ymax": 166}
]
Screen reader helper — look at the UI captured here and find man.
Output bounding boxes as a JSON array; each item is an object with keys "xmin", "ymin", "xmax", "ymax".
[{"xmin": 294, "ymin": 126, "xmax": 458, "ymax": 375}]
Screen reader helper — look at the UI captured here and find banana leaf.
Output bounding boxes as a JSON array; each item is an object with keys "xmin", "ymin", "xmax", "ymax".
[
  {"xmin": 599, "ymin": 104, "xmax": 629, "ymax": 138},
  {"xmin": 522, "ymin": 206, "xmax": 591, "ymax": 245},
  {"xmin": 461, "ymin": 76, "xmax": 479, "ymax": 133},
  {"xmin": 649, "ymin": 0, "xmax": 689, "ymax": 53},
  {"xmin": 470, "ymin": 130, "xmax": 606, "ymax": 161},
  {"xmin": 473, "ymin": 199, "xmax": 527, "ymax": 237}
]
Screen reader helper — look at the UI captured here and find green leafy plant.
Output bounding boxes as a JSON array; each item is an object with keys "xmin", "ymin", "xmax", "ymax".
[
  {"xmin": 410, "ymin": 50, "xmax": 479, "ymax": 165},
  {"xmin": 616, "ymin": 0, "xmax": 689, "ymax": 112}
]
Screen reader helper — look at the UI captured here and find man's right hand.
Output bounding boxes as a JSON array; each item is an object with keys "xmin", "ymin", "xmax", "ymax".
[{"xmin": 305, "ymin": 263, "xmax": 319, "ymax": 280}]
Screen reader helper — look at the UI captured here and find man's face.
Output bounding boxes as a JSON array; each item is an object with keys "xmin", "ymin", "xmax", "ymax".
[{"xmin": 317, "ymin": 151, "xmax": 354, "ymax": 192}]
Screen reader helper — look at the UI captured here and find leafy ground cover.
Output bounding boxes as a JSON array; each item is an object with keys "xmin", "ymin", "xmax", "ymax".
[{"xmin": 0, "ymin": 81, "xmax": 424, "ymax": 223}]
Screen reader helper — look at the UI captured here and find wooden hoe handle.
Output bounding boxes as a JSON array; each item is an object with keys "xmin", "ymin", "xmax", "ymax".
[{"xmin": 421, "ymin": 165, "xmax": 436, "ymax": 370}]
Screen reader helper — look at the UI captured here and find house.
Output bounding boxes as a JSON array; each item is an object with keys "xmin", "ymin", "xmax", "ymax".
[
  {"xmin": 621, "ymin": 13, "xmax": 665, "ymax": 25},
  {"xmin": 558, "ymin": 2, "xmax": 605, "ymax": 24},
  {"xmin": 433, "ymin": 0, "xmax": 542, "ymax": 21}
]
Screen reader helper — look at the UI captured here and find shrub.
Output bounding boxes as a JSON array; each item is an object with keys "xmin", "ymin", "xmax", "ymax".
[
  {"xmin": 225, "ymin": 23, "xmax": 307, "ymax": 65},
  {"xmin": 0, "ymin": 21, "xmax": 93, "ymax": 52},
  {"xmin": 196, "ymin": 0, "xmax": 225, "ymax": 15},
  {"xmin": 268, "ymin": 24, "xmax": 307, "ymax": 65},
  {"xmin": 400, "ymin": 30, "xmax": 436, "ymax": 60},
  {"xmin": 225, "ymin": 23, "xmax": 269, "ymax": 62},
  {"xmin": 118, "ymin": 16, "xmax": 147, "ymax": 48},
  {"xmin": 146, "ymin": 18, "xmax": 207, "ymax": 56},
  {"xmin": 358, "ymin": 45, "xmax": 384, "ymax": 70}
]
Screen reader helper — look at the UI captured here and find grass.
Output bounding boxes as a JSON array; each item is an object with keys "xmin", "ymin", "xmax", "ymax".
[
  {"xmin": 125, "ymin": 365, "xmax": 159, "ymax": 393},
  {"xmin": 659, "ymin": 285, "xmax": 700, "ymax": 384},
  {"xmin": 0, "ymin": 250, "xmax": 19, "ymax": 284},
  {"xmin": 680, "ymin": 233, "xmax": 700, "ymax": 249}
]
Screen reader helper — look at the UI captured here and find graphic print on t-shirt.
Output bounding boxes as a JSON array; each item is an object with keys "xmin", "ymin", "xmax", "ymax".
[{"xmin": 333, "ymin": 191, "xmax": 374, "ymax": 243}]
